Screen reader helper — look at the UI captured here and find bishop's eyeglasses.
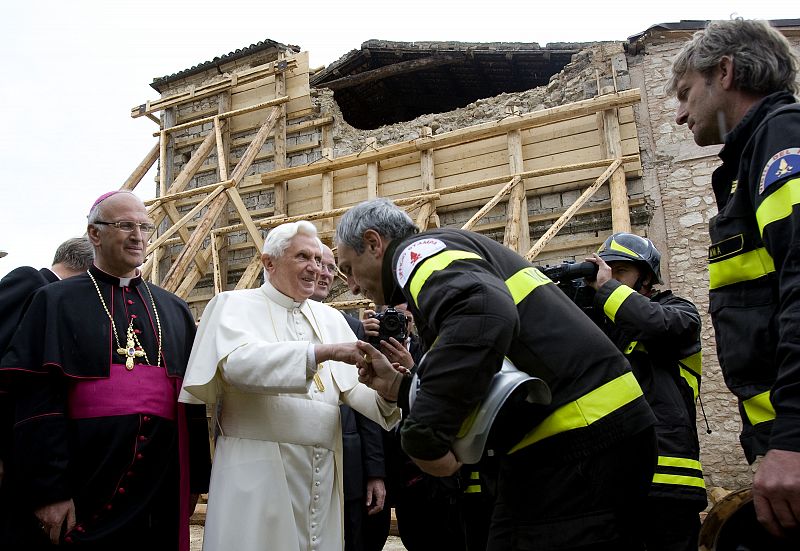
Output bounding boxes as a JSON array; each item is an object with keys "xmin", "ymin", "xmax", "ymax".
[{"xmin": 94, "ymin": 221, "xmax": 156, "ymax": 235}]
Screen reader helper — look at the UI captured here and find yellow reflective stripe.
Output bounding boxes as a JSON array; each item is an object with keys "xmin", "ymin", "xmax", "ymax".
[
  {"xmin": 652, "ymin": 473, "xmax": 706, "ymax": 489},
  {"xmin": 679, "ymin": 351, "xmax": 702, "ymax": 377},
  {"xmin": 756, "ymin": 177, "xmax": 800, "ymax": 236},
  {"xmin": 679, "ymin": 367, "xmax": 700, "ymax": 401},
  {"xmin": 464, "ymin": 485, "xmax": 482, "ymax": 494},
  {"xmin": 624, "ymin": 341, "xmax": 637, "ymax": 354},
  {"xmin": 408, "ymin": 251, "xmax": 482, "ymax": 306},
  {"xmin": 657, "ymin": 456, "xmax": 702, "ymax": 471},
  {"xmin": 469, "ymin": 471, "xmax": 480, "ymax": 480},
  {"xmin": 743, "ymin": 390, "xmax": 776, "ymax": 426},
  {"xmin": 604, "ymin": 285, "xmax": 635, "ymax": 322},
  {"xmin": 708, "ymin": 247, "xmax": 775, "ymax": 290},
  {"xmin": 505, "ymin": 267, "xmax": 552, "ymax": 305},
  {"xmin": 609, "ymin": 239, "xmax": 641, "ymax": 258},
  {"xmin": 508, "ymin": 372, "xmax": 643, "ymax": 453}
]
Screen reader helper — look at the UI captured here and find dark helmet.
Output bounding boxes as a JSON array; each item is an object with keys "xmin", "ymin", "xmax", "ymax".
[{"xmin": 597, "ymin": 232, "xmax": 663, "ymax": 284}]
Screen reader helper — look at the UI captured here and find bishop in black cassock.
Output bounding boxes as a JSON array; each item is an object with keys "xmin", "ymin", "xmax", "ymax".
[{"xmin": 0, "ymin": 192, "xmax": 210, "ymax": 550}]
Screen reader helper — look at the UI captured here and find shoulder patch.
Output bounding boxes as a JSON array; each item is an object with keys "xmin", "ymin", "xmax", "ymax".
[
  {"xmin": 395, "ymin": 238, "xmax": 446, "ymax": 288},
  {"xmin": 760, "ymin": 148, "xmax": 800, "ymax": 194}
]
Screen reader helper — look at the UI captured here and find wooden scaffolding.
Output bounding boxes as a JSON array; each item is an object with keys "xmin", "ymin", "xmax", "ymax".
[{"xmin": 123, "ymin": 50, "xmax": 642, "ymax": 315}]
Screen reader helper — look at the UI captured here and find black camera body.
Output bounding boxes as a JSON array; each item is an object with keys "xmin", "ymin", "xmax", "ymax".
[
  {"xmin": 537, "ymin": 261, "xmax": 599, "ymax": 319},
  {"xmin": 368, "ymin": 307, "xmax": 408, "ymax": 347}
]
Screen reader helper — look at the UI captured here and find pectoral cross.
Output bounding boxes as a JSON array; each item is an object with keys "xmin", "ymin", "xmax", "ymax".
[
  {"xmin": 313, "ymin": 364, "xmax": 325, "ymax": 392},
  {"xmin": 117, "ymin": 335, "xmax": 144, "ymax": 370}
]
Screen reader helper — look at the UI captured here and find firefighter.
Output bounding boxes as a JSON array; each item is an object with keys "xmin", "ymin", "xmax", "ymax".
[
  {"xmin": 335, "ymin": 198, "xmax": 657, "ymax": 551},
  {"xmin": 668, "ymin": 19, "xmax": 800, "ymax": 539},
  {"xmin": 585, "ymin": 232, "xmax": 706, "ymax": 551}
]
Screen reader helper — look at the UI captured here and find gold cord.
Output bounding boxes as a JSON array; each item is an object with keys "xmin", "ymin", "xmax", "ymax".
[{"xmin": 88, "ymin": 271, "xmax": 162, "ymax": 369}]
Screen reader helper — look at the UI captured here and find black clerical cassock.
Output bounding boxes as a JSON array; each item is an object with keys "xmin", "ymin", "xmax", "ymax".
[{"xmin": 0, "ymin": 265, "xmax": 210, "ymax": 549}]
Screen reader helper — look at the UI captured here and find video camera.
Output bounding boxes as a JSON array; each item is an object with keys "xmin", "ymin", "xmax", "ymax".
[
  {"xmin": 368, "ymin": 307, "xmax": 409, "ymax": 348},
  {"xmin": 536, "ymin": 261, "xmax": 599, "ymax": 316}
]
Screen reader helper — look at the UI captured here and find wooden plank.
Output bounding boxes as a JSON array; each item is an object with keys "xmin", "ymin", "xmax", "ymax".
[
  {"xmin": 525, "ymin": 159, "xmax": 622, "ymax": 261},
  {"xmin": 273, "ymin": 57, "xmax": 288, "ymax": 216},
  {"xmin": 121, "ymin": 142, "xmax": 159, "ymax": 192},
  {"xmin": 318, "ymin": 54, "xmax": 464, "ymax": 91},
  {"xmin": 146, "ymin": 184, "xmax": 230, "ymax": 254},
  {"xmin": 211, "ymin": 234, "xmax": 223, "ymax": 294},
  {"xmin": 214, "ymin": 117, "xmax": 228, "ymax": 180},
  {"xmin": 154, "ymin": 96, "xmax": 288, "ymax": 137},
  {"xmin": 145, "ymin": 179, "xmax": 234, "ymax": 208},
  {"xmin": 234, "ymin": 254, "xmax": 264, "ymax": 290}
]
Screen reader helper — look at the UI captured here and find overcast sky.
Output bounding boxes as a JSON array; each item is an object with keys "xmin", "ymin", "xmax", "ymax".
[{"xmin": 0, "ymin": 0, "xmax": 790, "ymax": 278}]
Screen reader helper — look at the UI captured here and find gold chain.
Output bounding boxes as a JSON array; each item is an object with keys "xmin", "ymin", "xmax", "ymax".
[{"xmin": 88, "ymin": 271, "xmax": 162, "ymax": 369}]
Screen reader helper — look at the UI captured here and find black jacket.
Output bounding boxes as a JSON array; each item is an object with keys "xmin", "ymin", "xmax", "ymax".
[
  {"xmin": 382, "ymin": 228, "xmax": 655, "ymax": 462},
  {"xmin": 707, "ymin": 91, "xmax": 800, "ymax": 462},
  {"xmin": 594, "ymin": 280, "xmax": 706, "ymax": 506}
]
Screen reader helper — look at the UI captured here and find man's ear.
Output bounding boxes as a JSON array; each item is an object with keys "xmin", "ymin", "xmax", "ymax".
[
  {"xmin": 87, "ymin": 224, "xmax": 102, "ymax": 247},
  {"xmin": 718, "ymin": 56, "xmax": 735, "ymax": 90},
  {"xmin": 363, "ymin": 229, "xmax": 384, "ymax": 257},
  {"xmin": 261, "ymin": 253, "xmax": 274, "ymax": 274}
]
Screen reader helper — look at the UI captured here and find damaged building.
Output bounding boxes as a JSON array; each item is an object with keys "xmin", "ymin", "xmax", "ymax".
[{"xmin": 123, "ymin": 20, "xmax": 800, "ymax": 494}]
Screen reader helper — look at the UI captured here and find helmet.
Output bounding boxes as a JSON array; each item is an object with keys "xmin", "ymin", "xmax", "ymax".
[
  {"xmin": 597, "ymin": 232, "xmax": 663, "ymax": 284},
  {"xmin": 408, "ymin": 357, "xmax": 551, "ymax": 464},
  {"xmin": 698, "ymin": 487, "xmax": 796, "ymax": 550}
]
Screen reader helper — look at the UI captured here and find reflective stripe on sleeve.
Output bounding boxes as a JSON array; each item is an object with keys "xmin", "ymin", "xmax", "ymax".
[
  {"xmin": 743, "ymin": 390, "xmax": 776, "ymax": 426},
  {"xmin": 679, "ymin": 351, "xmax": 702, "ymax": 400},
  {"xmin": 658, "ymin": 456, "xmax": 702, "ymax": 471},
  {"xmin": 708, "ymin": 247, "xmax": 775, "ymax": 290},
  {"xmin": 505, "ymin": 267, "xmax": 552, "ymax": 305},
  {"xmin": 603, "ymin": 285, "xmax": 635, "ymax": 322},
  {"xmin": 756, "ymin": 177, "xmax": 800, "ymax": 236},
  {"xmin": 408, "ymin": 251, "xmax": 482, "ymax": 306},
  {"xmin": 508, "ymin": 372, "xmax": 643, "ymax": 453},
  {"xmin": 652, "ymin": 473, "xmax": 706, "ymax": 489}
]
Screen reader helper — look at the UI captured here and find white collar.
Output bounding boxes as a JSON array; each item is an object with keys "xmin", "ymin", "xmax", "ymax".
[{"xmin": 261, "ymin": 279, "xmax": 305, "ymax": 310}]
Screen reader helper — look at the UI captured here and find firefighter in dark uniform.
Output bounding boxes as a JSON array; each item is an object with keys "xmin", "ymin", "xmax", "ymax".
[
  {"xmin": 335, "ymin": 198, "xmax": 657, "ymax": 551},
  {"xmin": 668, "ymin": 19, "xmax": 800, "ymax": 539},
  {"xmin": 586, "ymin": 232, "xmax": 706, "ymax": 551}
]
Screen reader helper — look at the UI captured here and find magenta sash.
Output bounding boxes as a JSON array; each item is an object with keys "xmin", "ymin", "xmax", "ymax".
[
  {"xmin": 68, "ymin": 363, "xmax": 177, "ymax": 420},
  {"xmin": 68, "ymin": 364, "xmax": 191, "ymax": 551}
]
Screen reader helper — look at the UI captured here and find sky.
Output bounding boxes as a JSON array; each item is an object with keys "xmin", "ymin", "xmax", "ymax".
[{"xmin": 0, "ymin": 0, "xmax": 791, "ymax": 278}]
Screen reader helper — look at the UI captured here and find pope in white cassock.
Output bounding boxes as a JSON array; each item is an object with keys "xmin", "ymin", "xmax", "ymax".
[{"xmin": 179, "ymin": 220, "xmax": 401, "ymax": 551}]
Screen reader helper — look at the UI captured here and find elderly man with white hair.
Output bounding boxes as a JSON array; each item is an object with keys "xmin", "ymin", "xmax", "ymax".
[{"xmin": 180, "ymin": 220, "xmax": 400, "ymax": 551}]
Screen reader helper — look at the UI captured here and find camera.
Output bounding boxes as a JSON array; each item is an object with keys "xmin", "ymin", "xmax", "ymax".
[
  {"xmin": 536, "ymin": 261, "xmax": 599, "ymax": 320},
  {"xmin": 368, "ymin": 307, "xmax": 409, "ymax": 348}
]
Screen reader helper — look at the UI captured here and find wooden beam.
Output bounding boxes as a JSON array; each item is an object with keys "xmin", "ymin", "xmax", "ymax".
[
  {"xmin": 504, "ymin": 129, "xmax": 529, "ymax": 253},
  {"xmin": 321, "ymin": 123, "xmax": 334, "ymax": 234},
  {"xmin": 153, "ymin": 96, "xmax": 289, "ymax": 137},
  {"xmin": 225, "ymin": 186, "xmax": 265, "ymax": 251},
  {"xmin": 121, "ymin": 142, "xmax": 159, "ymax": 192},
  {"xmin": 261, "ymin": 89, "xmax": 641, "ymax": 186},
  {"xmin": 525, "ymin": 159, "xmax": 622, "ymax": 261},
  {"xmin": 145, "ymin": 179, "xmax": 234, "ymax": 208},
  {"xmin": 598, "ymin": 108, "xmax": 631, "ymax": 233},
  {"xmin": 273, "ymin": 54, "xmax": 289, "ymax": 216},
  {"xmin": 234, "ymin": 254, "xmax": 264, "ymax": 290},
  {"xmin": 462, "ymin": 176, "xmax": 520, "ymax": 231},
  {"xmin": 366, "ymin": 137, "xmax": 379, "ymax": 200},
  {"xmin": 211, "ymin": 234, "xmax": 223, "ymax": 294},
  {"xmin": 214, "ymin": 116, "xmax": 228, "ymax": 181},
  {"xmin": 317, "ymin": 54, "xmax": 464, "ymax": 91}
]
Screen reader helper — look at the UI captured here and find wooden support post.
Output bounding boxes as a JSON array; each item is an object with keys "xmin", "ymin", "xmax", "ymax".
[
  {"xmin": 211, "ymin": 234, "xmax": 223, "ymax": 294},
  {"xmin": 525, "ymin": 159, "xmax": 622, "ymax": 261},
  {"xmin": 121, "ymin": 142, "xmax": 159, "ymax": 192},
  {"xmin": 321, "ymin": 122, "xmax": 334, "ymax": 235},
  {"xmin": 366, "ymin": 137, "xmax": 379, "ymax": 200},
  {"xmin": 151, "ymin": 245, "xmax": 161, "ymax": 285},
  {"xmin": 159, "ymin": 108, "xmax": 176, "ymax": 197},
  {"xmin": 504, "ymin": 129, "xmax": 530, "ymax": 254},
  {"xmin": 161, "ymin": 107, "xmax": 281, "ymax": 294},
  {"xmin": 214, "ymin": 117, "xmax": 228, "ymax": 181},
  {"xmin": 273, "ymin": 57, "xmax": 289, "ymax": 216},
  {"xmin": 462, "ymin": 176, "xmax": 520, "ymax": 231},
  {"xmin": 235, "ymin": 254, "xmax": 265, "ymax": 290},
  {"xmin": 598, "ymin": 107, "xmax": 631, "ymax": 233},
  {"xmin": 215, "ymin": 91, "xmax": 232, "ymax": 296},
  {"xmin": 418, "ymin": 127, "xmax": 439, "ymax": 229},
  {"xmin": 225, "ymin": 186, "xmax": 265, "ymax": 251}
]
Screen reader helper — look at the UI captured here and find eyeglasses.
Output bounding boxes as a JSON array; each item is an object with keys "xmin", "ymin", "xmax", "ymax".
[
  {"xmin": 94, "ymin": 221, "xmax": 156, "ymax": 235},
  {"xmin": 320, "ymin": 263, "xmax": 337, "ymax": 274}
]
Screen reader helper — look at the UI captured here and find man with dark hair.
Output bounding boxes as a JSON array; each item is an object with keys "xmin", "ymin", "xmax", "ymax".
[
  {"xmin": 0, "ymin": 191, "xmax": 210, "ymax": 549},
  {"xmin": 335, "ymin": 197, "xmax": 657, "ymax": 551},
  {"xmin": 586, "ymin": 232, "xmax": 706, "ymax": 551},
  {"xmin": 669, "ymin": 18, "xmax": 800, "ymax": 537},
  {"xmin": 0, "ymin": 237, "xmax": 94, "ymax": 545}
]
